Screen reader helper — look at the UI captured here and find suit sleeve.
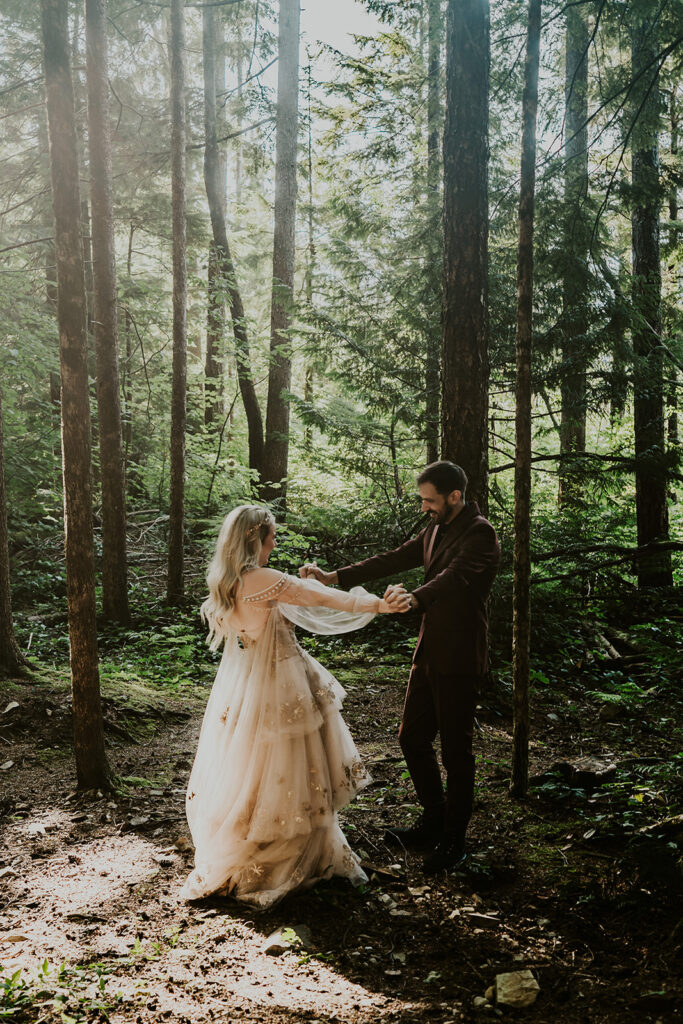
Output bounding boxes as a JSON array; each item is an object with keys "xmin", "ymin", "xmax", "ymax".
[
  {"xmin": 337, "ymin": 530, "xmax": 426, "ymax": 589},
  {"xmin": 412, "ymin": 522, "xmax": 500, "ymax": 609}
]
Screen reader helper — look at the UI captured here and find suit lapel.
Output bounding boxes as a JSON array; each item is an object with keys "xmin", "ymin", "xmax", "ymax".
[
  {"xmin": 424, "ymin": 505, "xmax": 479, "ymax": 579},
  {"xmin": 423, "ymin": 524, "xmax": 440, "ymax": 570}
]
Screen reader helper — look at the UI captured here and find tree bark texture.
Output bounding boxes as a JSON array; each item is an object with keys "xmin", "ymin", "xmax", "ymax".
[
  {"xmin": 85, "ymin": 0, "xmax": 130, "ymax": 624},
  {"xmin": 203, "ymin": 8, "xmax": 224, "ymax": 429},
  {"xmin": 510, "ymin": 0, "xmax": 541, "ymax": 800},
  {"xmin": 42, "ymin": 0, "xmax": 111, "ymax": 788},
  {"xmin": 202, "ymin": 4, "xmax": 264, "ymax": 475},
  {"xmin": 167, "ymin": 0, "xmax": 187, "ymax": 605},
  {"xmin": 262, "ymin": 0, "xmax": 301, "ymax": 503},
  {"xmin": 0, "ymin": 388, "xmax": 27, "ymax": 678},
  {"xmin": 631, "ymin": 11, "xmax": 672, "ymax": 588},
  {"xmin": 425, "ymin": 0, "xmax": 442, "ymax": 465},
  {"xmin": 303, "ymin": 55, "xmax": 315, "ymax": 452},
  {"xmin": 558, "ymin": 2, "xmax": 589, "ymax": 506},
  {"xmin": 667, "ymin": 87, "xmax": 678, "ymax": 449},
  {"xmin": 205, "ymin": 242, "xmax": 224, "ymax": 427},
  {"xmin": 441, "ymin": 0, "xmax": 490, "ymax": 512}
]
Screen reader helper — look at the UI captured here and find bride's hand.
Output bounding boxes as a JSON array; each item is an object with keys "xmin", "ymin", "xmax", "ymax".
[{"xmin": 379, "ymin": 587, "xmax": 412, "ymax": 614}]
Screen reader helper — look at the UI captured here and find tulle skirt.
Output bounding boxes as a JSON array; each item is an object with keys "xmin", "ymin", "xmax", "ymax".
[{"xmin": 180, "ymin": 609, "xmax": 371, "ymax": 908}]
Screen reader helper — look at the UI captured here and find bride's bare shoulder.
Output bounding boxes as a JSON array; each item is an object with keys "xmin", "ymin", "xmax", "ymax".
[{"xmin": 239, "ymin": 567, "xmax": 287, "ymax": 598}]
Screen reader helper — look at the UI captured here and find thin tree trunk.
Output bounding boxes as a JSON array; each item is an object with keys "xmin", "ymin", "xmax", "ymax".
[
  {"xmin": 425, "ymin": 0, "xmax": 442, "ymax": 465},
  {"xmin": 71, "ymin": 2, "xmax": 94, "ymax": 340},
  {"xmin": 631, "ymin": 9, "xmax": 672, "ymax": 588},
  {"xmin": 41, "ymin": 0, "xmax": 111, "ymax": 788},
  {"xmin": 667, "ymin": 86, "xmax": 678, "ymax": 449},
  {"xmin": 262, "ymin": 0, "xmax": 301, "ymax": 503},
  {"xmin": 0, "ymin": 389, "xmax": 27, "ymax": 678},
  {"xmin": 558, "ymin": 2, "xmax": 589, "ymax": 506},
  {"xmin": 46, "ymin": 243, "xmax": 58, "ymax": 310},
  {"xmin": 81, "ymin": 197, "xmax": 94, "ymax": 338},
  {"xmin": 441, "ymin": 0, "xmax": 490, "ymax": 511},
  {"xmin": 510, "ymin": 0, "xmax": 541, "ymax": 800},
  {"xmin": 235, "ymin": 25, "xmax": 243, "ymax": 208},
  {"xmin": 202, "ymin": 4, "xmax": 264, "ymax": 476},
  {"xmin": 123, "ymin": 221, "xmax": 134, "ymax": 472},
  {"xmin": 303, "ymin": 53, "xmax": 315, "ymax": 452},
  {"xmin": 389, "ymin": 410, "xmax": 403, "ymax": 499},
  {"xmin": 204, "ymin": 10, "xmax": 225, "ymax": 428},
  {"xmin": 205, "ymin": 243, "xmax": 225, "ymax": 427},
  {"xmin": 85, "ymin": 0, "xmax": 130, "ymax": 625},
  {"xmin": 167, "ymin": 0, "xmax": 187, "ymax": 606}
]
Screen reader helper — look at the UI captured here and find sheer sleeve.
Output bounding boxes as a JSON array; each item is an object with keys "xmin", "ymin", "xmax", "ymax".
[{"xmin": 242, "ymin": 572, "xmax": 383, "ymax": 635}]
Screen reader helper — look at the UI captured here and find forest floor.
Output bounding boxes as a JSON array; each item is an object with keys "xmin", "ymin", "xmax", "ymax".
[{"xmin": 1, "ymin": 593, "xmax": 682, "ymax": 1024}]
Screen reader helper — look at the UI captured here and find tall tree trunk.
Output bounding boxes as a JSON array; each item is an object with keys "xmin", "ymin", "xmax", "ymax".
[
  {"xmin": 205, "ymin": 243, "xmax": 224, "ymax": 427},
  {"xmin": 71, "ymin": 2, "xmax": 95, "ymax": 340},
  {"xmin": 122, "ymin": 221, "xmax": 134, "ymax": 474},
  {"xmin": 558, "ymin": 2, "xmax": 589, "ymax": 507},
  {"xmin": 235, "ymin": 24, "xmax": 244, "ymax": 209},
  {"xmin": 0, "ymin": 389, "xmax": 27, "ymax": 678},
  {"xmin": 425, "ymin": 0, "xmax": 442, "ymax": 465},
  {"xmin": 667, "ymin": 86, "xmax": 678, "ymax": 450},
  {"xmin": 631, "ymin": 9, "xmax": 672, "ymax": 588},
  {"xmin": 303, "ymin": 52, "xmax": 315, "ymax": 452},
  {"xmin": 204, "ymin": 10, "xmax": 225, "ymax": 428},
  {"xmin": 202, "ymin": 4, "xmax": 264, "ymax": 477},
  {"xmin": 85, "ymin": 0, "xmax": 130, "ymax": 625},
  {"xmin": 441, "ymin": 0, "xmax": 490, "ymax": 511},
  {"xmin": 81, "ymin": 196, "xmax": 95, "ymax": 338},
  {"xmin": 167, "ymin": 0, "xmax": 187, "ymax": 606},
  {"xmin": 46, "ymin": 243, "xmax": 58, "ymax": 310},
  {"xmin": 510, "ymin": 0, "xmax": 541, "ymax": 800},
  {"xmin": 42, "ymin": 0, "xmax": 111, "ymax": 789},
  {"xmin": 262, "ymin": 0, "xmax": 301, "ymax": 503}
]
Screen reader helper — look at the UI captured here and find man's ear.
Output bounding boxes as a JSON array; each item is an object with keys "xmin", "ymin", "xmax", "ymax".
[{"xmin": 449, "ymin": 489, "xmax": 462, "ymax": 506}]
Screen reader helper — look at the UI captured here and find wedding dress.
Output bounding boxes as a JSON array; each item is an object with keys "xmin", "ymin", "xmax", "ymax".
[{"xmin": 180, "ymin": 571, "xmax": 382, "ymax": 908}]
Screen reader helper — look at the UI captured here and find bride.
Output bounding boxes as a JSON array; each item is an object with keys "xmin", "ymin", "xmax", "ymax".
[{"xmin": 180, "ymin": 504, "xmax": 408, "ymax": 908}]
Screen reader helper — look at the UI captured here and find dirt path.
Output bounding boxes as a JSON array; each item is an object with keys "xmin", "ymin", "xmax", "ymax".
[{"xmin": 0, "ymin": 653, "xmax": 680, "ymax": 1023}]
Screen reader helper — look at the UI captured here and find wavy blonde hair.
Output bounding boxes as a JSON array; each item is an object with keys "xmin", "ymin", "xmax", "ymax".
[{"xmin": 201, "ymin": 504, "xmax": 275, "ymax": 642}]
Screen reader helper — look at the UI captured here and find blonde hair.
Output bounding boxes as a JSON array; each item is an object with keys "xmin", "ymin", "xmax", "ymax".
[{"xmin": 201, "ymin": 504, "xmax": 275, "ymax": 643}]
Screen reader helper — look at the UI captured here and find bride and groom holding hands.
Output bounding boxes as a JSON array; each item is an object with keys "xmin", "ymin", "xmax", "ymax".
[{"xmin": 180, "ymin": 460, "xmax": 501, "ymax": 909}]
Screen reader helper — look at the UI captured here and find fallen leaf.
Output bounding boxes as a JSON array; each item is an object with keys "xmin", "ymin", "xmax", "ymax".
[
  {"xmin": 0, "ymin": 761, "xmax": 14, "ymax": 771},
  {"xmin": 2, "ymin": 701, "xmax": 19, "ymax": 714}
]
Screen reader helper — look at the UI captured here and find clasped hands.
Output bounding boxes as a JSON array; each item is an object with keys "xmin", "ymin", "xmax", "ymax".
[{"xmin": 299, "ymin": 562, "xmax": 413, "ymax": 614}]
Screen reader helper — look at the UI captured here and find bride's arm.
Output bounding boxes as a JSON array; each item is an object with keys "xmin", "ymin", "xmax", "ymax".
[{"xmin": 241, "ymin": 569, "xmax": 398, "ymax": 614}]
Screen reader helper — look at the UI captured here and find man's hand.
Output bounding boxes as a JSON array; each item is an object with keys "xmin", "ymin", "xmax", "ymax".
[
  {"xmin": 299, "ymin": 562, "xmax": 338, "ymax": 586},
  {"xmin": 383, "ymin": 583, "xmax": 412, "ymax": 613}
]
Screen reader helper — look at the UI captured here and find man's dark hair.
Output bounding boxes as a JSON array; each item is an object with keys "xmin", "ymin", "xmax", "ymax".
[{"xmin": 417, "ymin": 461, "xmax": 467, "ymax": 498}]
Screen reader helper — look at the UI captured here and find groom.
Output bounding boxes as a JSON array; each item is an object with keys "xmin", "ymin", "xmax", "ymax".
[{"xmin": 300, "ymin": 461, "xmax": 500, "ymax": 873}]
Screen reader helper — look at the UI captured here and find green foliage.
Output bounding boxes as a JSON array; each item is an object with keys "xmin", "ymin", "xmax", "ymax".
[{"xmin": 0, "ymin": 959, "xmax": 122, "ymax": 1023}]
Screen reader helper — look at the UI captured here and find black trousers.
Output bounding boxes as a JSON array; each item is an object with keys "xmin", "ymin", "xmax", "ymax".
[{"xmin": 397, "ymin": 661, "xmax": 479, "ymax": 841}]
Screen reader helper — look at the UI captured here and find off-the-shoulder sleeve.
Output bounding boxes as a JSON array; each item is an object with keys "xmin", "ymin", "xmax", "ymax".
[{"xmin": 278, "ymin": 574, "xmax": 382, "ymax": 614}]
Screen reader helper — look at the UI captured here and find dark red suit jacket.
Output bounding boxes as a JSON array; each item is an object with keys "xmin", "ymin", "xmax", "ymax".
[{"xmin": 337, "ymin": 502, "xmax": 500, "ymax": 676}]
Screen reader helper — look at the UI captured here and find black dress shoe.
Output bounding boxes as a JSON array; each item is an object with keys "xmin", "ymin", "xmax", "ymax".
[
  {"xmin": 384, "ymin": 813, "xmax": 444, "ymax": 851},
  {"xmin": 422, "ymin": 837, "xmax": 466, "ymax": 874}
]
